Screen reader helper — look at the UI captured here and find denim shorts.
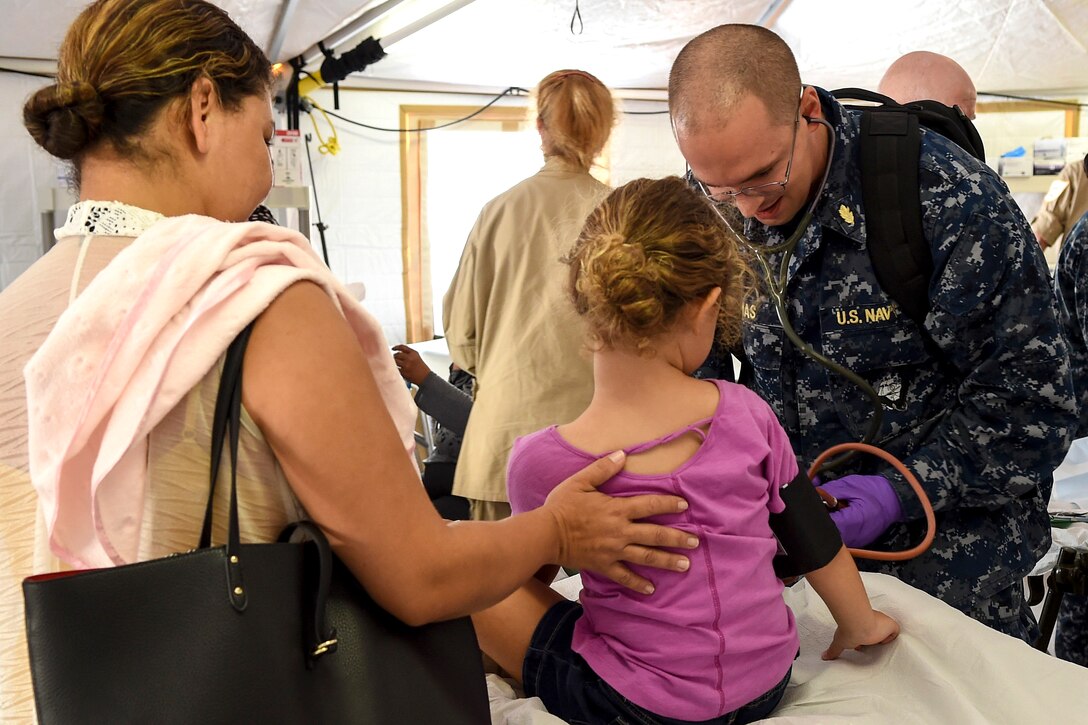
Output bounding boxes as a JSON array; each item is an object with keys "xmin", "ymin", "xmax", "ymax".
[{"xmin": 523, "ymin": 599, "xmax": 791, "ymax": 725}]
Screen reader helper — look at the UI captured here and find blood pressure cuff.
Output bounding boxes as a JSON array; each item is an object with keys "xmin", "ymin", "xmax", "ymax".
[{"xmin": 769, "ymin": 471, "xmax": 843, "ymax": 579}]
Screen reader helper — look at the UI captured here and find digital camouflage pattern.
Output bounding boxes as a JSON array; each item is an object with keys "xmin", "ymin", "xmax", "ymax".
[
  {"xmin": 1054, "ymin": 213, "xmax": 1088, "ymax": 439},
  {"xmin": 1051, "ymin": 212, "xmax": 1088, "ymax": 664},
  {"xmin": 1056, "ymin": 595, "xmax": 1088, "ymax": 666},
  {"xmin": 739, "ymin": 89, "xmax": 1077, "ymax": 635}
]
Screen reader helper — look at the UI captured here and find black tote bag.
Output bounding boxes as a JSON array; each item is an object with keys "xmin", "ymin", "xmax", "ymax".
[{"xmin": 23, "ymin": 322, "xmax": 490, "ymax": 724}]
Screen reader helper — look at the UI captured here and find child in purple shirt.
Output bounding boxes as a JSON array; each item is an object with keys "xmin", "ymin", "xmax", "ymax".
[{"xmin": 471, "ymin": 177, "xmax": 899, "ymax": 724}]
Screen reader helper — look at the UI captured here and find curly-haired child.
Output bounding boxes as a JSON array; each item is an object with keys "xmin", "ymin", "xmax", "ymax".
[{"xmin": 472, "ymin": 176, "xmax": 899, "ymax": 725}]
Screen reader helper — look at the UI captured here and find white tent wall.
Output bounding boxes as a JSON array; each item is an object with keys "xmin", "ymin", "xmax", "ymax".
[
  {"xmin": 0, "ymin": 74, "xmax": 683, "ymax": 341},
  {"xmin": 300, "ymin": 85, "xmax": 684, "ymax": 343},
  {"xmin": 300, "ymin": 87, "xmax": 423, "ymax": 345},
  {"xmin": 4, "ymin": 77, "xmax": 1088, "ymax": 338},
  {"xmin": 0, "ymin": 73, "xmax": 57, "ymax": 290},
  {"xmin": 608, "ymin": 107, "xmax": 687, "ymax": 182}
]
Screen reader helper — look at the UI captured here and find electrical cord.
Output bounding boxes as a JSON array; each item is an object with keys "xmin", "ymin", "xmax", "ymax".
[
  {"xmin": 299, "ymin": 65, "xmax": 668, "ymax": 122},
  {"xmin": 301, "ymin": 96, "xmax": 341, "ymax": 155},
  {"xmin": 316, "ymin": 86, "xmax": 530, "ymax": 133},
  {"xmin": 0, "ymin": 66, "xmax": 53, "ymax": 79},
  {"xmin": 978, "ymin": 92, "xmax": 1087, "ymax": 108},
  {"xmin": 301, "ymin": 84, "xmax": 669, "ymax": 131}
]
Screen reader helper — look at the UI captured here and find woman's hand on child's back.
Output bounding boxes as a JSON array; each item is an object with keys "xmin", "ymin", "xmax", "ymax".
[
  {"xmin": 542, "ymin": 450, "xmax": 698, "ymax": 595},
  {"xmin": 821, "ymin": 609, "xmax": 900, "ymax": 660}
]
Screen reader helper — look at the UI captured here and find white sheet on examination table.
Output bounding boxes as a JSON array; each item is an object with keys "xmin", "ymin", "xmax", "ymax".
[{"xmin": 488, "ymin": 572, "xmax": 1088, "ymax": 724}]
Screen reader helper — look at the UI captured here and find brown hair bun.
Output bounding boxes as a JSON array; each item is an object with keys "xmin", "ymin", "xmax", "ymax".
[{"xmin": 24, "ymin": 81, "xmax": 105, "ymax": 159}]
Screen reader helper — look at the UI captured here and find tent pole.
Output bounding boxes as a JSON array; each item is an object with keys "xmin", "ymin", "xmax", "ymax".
[
  {"xmin": 267, "ymin": 0, "xmax": 302, "ymax": 62},
  {"xmin": 380, "ymin": 0, "xmax": 478, "ymax": 49},
  {"xmin": 756, "ymin": 0, "xmax": 793, "ymax": 28}
]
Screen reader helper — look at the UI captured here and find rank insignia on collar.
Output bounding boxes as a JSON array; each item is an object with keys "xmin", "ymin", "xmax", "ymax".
[{"xmin": 838, "ymin": 205, "xmax": 855, "ymax": 225}]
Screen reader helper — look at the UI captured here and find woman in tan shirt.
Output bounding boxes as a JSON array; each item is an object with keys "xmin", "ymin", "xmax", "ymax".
[
  {"xmin": 443, "ymin": 70, "xmax": 614, "ymax": 520},
  {"xmin": 1033, "ymin": 154, "xmax": 1088, "ymax": 253}
]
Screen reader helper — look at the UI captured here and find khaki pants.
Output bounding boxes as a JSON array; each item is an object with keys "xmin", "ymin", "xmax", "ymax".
[{"xmin": 469, "ymin": 499, "xmax": 512, "ymax": 521}]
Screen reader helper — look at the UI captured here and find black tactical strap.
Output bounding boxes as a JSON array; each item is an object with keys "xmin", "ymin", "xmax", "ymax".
[{"xmin": 857, "ymin": 106, "xmax": 931, "ymax": 328}]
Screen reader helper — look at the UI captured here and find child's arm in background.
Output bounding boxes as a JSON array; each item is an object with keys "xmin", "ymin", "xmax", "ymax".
[
  {"xmin": 392, "ymin": 344, "xmax": 473, "ymax": 435},
  {"xmin": 804, "ymin": 546, "xmax": 900, "ymax": 660}
]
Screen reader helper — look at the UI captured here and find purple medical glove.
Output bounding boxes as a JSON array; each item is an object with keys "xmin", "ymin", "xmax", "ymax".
[{"xmin": 819, "ymin": 475, "xmax": 903, "ymax": 548}]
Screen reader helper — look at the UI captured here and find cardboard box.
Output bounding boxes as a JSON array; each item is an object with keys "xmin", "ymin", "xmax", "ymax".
[
  {"xmin": 999, "ymin": 155, "xmax": 1033, "ymax": 177},
  {"xmin": 1033, "ymin": 138, "xmax": 1066, "ymax": 175},
  {"xmin": 1065, "ymin": 137, "xmax": 1088, "ymax": 164}
]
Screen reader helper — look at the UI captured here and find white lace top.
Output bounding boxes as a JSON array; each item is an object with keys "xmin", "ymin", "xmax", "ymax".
[{"xmin": 56, "ymin": 200, "xmax": 164, "ymax": 239}]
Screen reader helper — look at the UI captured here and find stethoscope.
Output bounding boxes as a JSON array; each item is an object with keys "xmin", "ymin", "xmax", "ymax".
[
  {"xmin": 720, "ymin": 116, "xmax": 884, "ymax": 471},
  {"xmin": 698, "ymin": 115, "xmax": 936, "ymax": 561}
]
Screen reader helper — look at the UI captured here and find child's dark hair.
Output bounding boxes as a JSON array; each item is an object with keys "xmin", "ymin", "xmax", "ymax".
[{"xmin": 566, "ymin": 176, "xmax": 751, "ymax": 354}]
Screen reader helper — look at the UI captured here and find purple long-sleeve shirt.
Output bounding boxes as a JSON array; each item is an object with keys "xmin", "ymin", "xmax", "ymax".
[{"xmin": 508, "ymin": 380, "xmax": 800, "ymax": 720}]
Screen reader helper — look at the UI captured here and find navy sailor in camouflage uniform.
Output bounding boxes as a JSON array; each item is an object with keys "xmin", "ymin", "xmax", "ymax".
[{"xmin": 669, "ymin": 24, "xmax": 1076, "ymax": 641}]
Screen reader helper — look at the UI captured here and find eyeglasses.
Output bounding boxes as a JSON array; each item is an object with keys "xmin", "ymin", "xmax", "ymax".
[{"xmin": 692, "ymin": 104, "xmax": 801, "ymax": 203}]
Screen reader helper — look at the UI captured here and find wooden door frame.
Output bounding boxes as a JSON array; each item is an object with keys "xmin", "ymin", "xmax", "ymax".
[
  {"xmin": 399, "ymin": 104, "xmax": 531, "ymax": 342},
  {"xmin": 977, "ymin": 98, "xmax": 1081, "ymax": 136}
]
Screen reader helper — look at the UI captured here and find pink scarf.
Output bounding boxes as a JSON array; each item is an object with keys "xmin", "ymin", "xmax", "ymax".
[{"xmin": 25, "ymin": 214, "xmax": 417, "ymax": 569}]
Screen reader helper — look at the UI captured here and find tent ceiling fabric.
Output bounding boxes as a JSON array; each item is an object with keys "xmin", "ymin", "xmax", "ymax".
[
  {"xmin": 3, "ymin": 0, "xmax": 1087, "ymax": 95},
  {"xmin": 0, "ymin": 0, "xmax": 372, "ymax": 64}
]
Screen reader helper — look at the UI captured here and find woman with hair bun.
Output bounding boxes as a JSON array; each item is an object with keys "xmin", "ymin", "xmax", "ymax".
[
  {"xmin": 0, "ymin": 4, "xmax": 697, "ymax": 718},
  {"xmin": 443, "ymin": 68, "xmax": 615, "ymax": 521},
  {"xmin": 473, "ymin": 177, "xmax": 899, "ymax": 725}
]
